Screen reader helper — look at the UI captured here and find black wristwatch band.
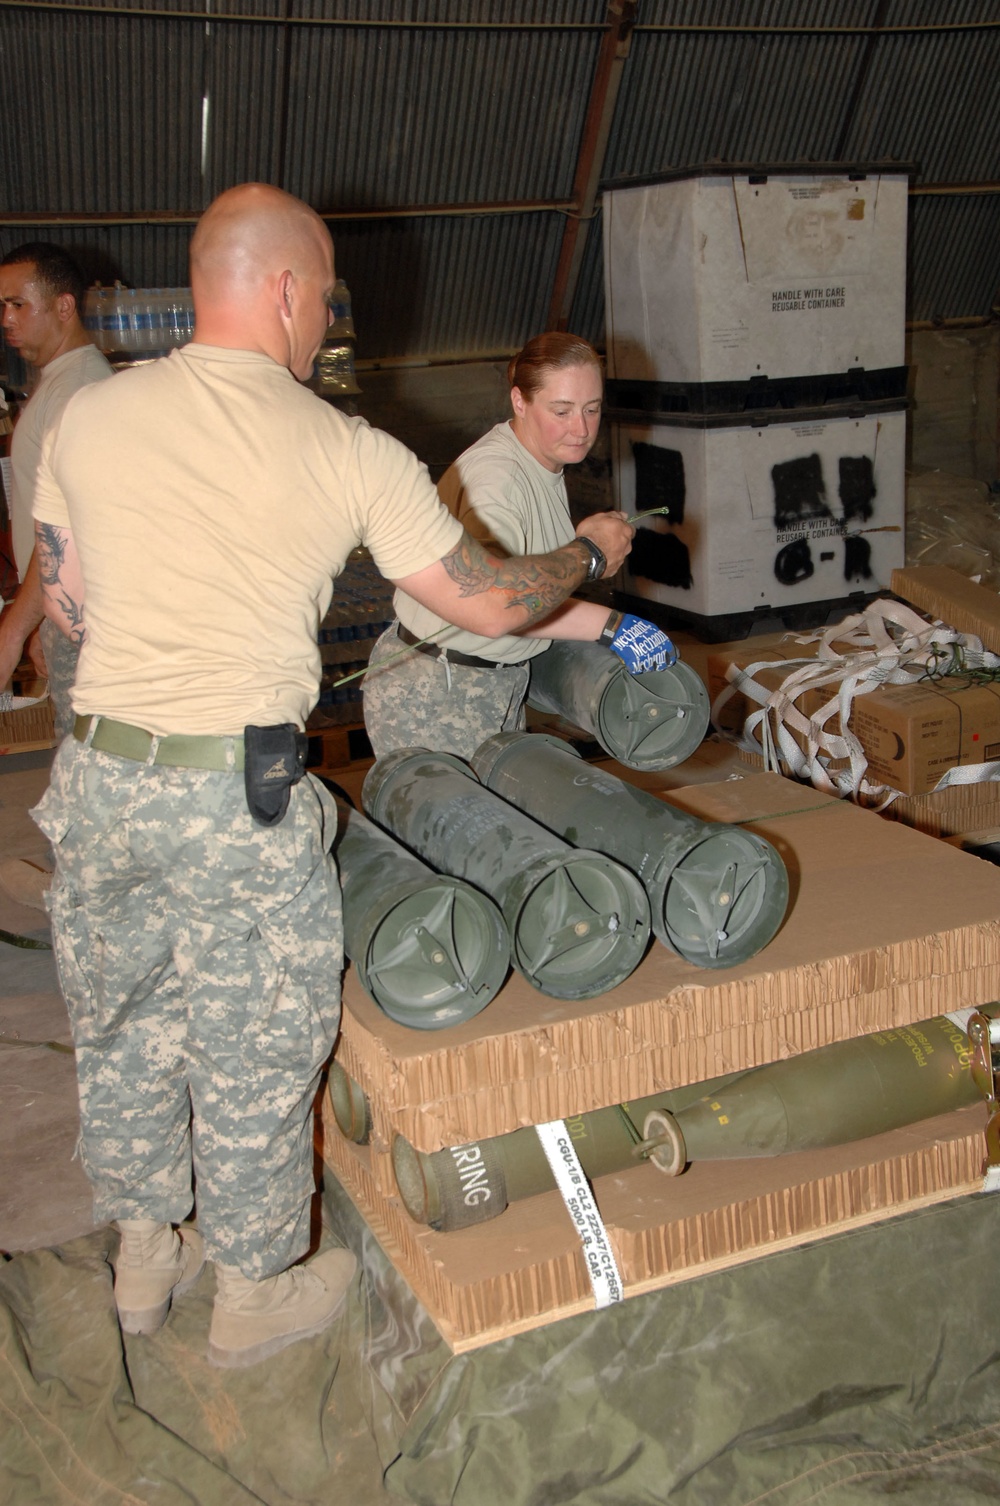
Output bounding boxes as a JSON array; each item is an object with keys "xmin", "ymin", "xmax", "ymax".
[
  {"xmin": 599, "ymin": 610, "xmax": 623, "ymax": 646},
  {"xmin": 578, "ymin": 537, "xmax": 607, "ymax": 582}
]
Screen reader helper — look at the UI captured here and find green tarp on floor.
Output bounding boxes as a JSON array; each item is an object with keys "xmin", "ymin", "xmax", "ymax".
[{"xmin": 4, "ymin": 1178, "xmax": 1000, "ymax": 1504}]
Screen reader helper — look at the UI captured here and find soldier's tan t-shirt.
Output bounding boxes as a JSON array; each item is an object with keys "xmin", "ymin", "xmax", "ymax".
[
  {"xmin": 33, "ymin": 344, "xmax": 462, "ymax": 735},
  {"xmin": 395, "ymin": 421, "xmax": 575, "ymax": 665},
  {"xmin": 10, "ymin": 342, "xmax": 113, "ymax": 576}
]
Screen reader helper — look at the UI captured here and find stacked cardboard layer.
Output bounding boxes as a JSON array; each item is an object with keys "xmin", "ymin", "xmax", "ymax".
[
  {"xmin": 324, "ymin": 767, "xmax": 1000, "ymax": 1348},
  {"xmin": 0, "ymin": 692, "xmax": 55, "ymax": 754},
  {"xmin": 323, "ymin": 1102, "xmax": 983, "ymax": 1352}
]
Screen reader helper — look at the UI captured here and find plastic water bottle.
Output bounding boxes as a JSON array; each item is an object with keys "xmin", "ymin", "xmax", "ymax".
[
  {"xmin": 330, "ymin": 279, "xmax": 355, "ymax": 339},
  {"xmin": 82, "ymin": 286, "xmax": 106, "ymax": 350},
  {"xmin": 103, "ymin": 282, "xmax": 129, "ymax": 353}
]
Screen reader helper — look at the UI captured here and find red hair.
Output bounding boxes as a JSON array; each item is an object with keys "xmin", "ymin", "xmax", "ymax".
[{"xmin": 507, "ymin": 332, "xmax": 602, "ymax": 401}]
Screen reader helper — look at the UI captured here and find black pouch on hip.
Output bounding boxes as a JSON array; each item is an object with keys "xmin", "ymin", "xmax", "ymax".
[{"xmin": 244, "ymin": 723, "xmax": 308, "ymax": 827}]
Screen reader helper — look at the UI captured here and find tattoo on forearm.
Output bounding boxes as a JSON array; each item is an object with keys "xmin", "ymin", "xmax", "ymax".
[
  {"xmin": 36, "ymin": 524, "xmax": 66, "ymax": 588},
  {"xmin": 442, "ymin": 536, "xmax": 588, "ymax": 627},
  {"xmin": 36, "ymin": 524, "xmax": 85, "ymax": 644},
  {"xmin": 59, "ymin": 594, "xmax": 86, "ymax": 648}
]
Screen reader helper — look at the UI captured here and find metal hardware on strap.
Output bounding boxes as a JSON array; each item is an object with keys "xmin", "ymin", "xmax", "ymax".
[
  {"xmin": 396, "ymin": 624, "xmax": 524, "ymax": 673},
  {"xmin": 73, "ymin": 715, "xmax": 245, "ymax": 772}
]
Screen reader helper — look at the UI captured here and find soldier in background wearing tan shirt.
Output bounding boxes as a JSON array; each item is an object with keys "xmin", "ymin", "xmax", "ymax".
[{"xmin": 0, "ymin": 242, "xmax": 113, "ymax": 911}]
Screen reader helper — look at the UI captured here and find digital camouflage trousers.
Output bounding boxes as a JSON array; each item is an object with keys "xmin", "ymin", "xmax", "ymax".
[
  {"xmin": 33, "ymin": 738, "xmax": 343, "ymax": 1278},
  {"xmin": 363, "ymin": 621, "xmax": 531, "ymax": 762}
]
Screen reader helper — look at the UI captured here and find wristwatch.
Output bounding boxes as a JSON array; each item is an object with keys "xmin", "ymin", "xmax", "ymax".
[{"xmin": 578, "ymin": 537, "xmax": 607, "ymax": 582}]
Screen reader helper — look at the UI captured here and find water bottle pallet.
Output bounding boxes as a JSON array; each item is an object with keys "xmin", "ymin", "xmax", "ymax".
[{"xmin": 305, "ymin": 718, "xmax": 373, "ymax": 772}]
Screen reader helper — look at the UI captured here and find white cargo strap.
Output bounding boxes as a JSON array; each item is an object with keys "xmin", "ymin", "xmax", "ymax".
[
  {"xmin": 711, "ymin": 598, "xmax": 1000, "ymax": 805},
  {"xmin": 535, "ymin": 1120, "xmax": 624, "ymax": 1309}
]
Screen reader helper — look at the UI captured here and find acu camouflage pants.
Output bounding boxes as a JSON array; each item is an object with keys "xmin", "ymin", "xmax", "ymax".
[
  {"xmin": 33, "ymin": 739, "xmax": 343, "ymax": 1279},
  {"xmin": 363, "ymin": 621, "xmax": 531, "ymax": 761}
]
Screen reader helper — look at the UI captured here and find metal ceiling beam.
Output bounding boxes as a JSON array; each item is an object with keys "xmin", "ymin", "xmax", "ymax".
[{"xmin": 546, "ymin": 0, "xmax": 635, "ymax": 334}]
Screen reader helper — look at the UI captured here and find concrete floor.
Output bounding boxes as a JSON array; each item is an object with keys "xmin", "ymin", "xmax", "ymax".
[{"xmin": 0, "ymin": 747, "xmax": 99, "ymax": 1254}]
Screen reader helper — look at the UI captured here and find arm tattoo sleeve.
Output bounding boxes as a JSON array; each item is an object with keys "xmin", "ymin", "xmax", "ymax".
[
  {"xmin": 441, "ymin": 534, "xmax": 588, "ymax": 627},
  {"xmin": 36, "ymin": 523, "xmax": 86, "ymax": 646}
]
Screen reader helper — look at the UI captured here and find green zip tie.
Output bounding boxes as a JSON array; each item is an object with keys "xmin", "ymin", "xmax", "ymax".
[
  {"xmin": 0, "ymin": 927, "xmax": 52, "ymax": 950},
  {"xmin": 0, "ymin": 1033, "xmax": 73, "ymax": 1054}
]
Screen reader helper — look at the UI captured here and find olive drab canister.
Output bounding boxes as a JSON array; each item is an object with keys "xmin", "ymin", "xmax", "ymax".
[
  {"xmin": 328, "ymin": 1061, "xmax": 372, "ymax": 1144},
  {"xmin": 471, "ymin": 731, "xmax": 788, "ymax": 968},
  {"xmin": 362, "ymin": 749, "xmax": 651, "ymax": 1001},
  {"xmin": 331, "ymin": 795, "xmax": 510, "ymax": 1029},
  {"xmin": 390, "ymin": 1072, "xmax": 745, "ymax": 1230},
  {"xmin": 526, "ymin": 638, "xmax": 710, "ymax": 771},
  {"xmin": 387, "ymin": 1012, "xmax": 989, "ymax": 1230},
  {"xmin": 641, "ymin": 1012, "xmax": 984, "ymax": 1175}
]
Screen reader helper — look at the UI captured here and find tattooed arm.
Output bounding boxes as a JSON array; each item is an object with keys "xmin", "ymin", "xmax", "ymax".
[
  {"xmin": 34, "ymin": 522, "xmax": 86, "ymax": 646},
  {"xmin": 0, "ymin": 550, "xmax": 46, "ymax": 688},
  {"xmin": 394, "ymin": 512, "xmax": 634, "ymax": 638}
]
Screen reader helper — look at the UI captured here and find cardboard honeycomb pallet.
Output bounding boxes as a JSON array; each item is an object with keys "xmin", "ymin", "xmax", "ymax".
[
  {"xmin": 321, "ymin": 1095, "xmax": 987, "ymax": 1352},
  {"xmin": 334, "ymin": 769, "xmax": 1000, "ymax": 1160}
]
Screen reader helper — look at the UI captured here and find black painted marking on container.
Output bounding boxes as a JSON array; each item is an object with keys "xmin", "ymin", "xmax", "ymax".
[
  {"xmin": 774, "ymin": 538, "xmax": 815, "ymax": 585},
  {"xmin": 629, "ymin": 527, "xmax": 693, "ymax": 590},
  {"xmin": 839, "ymin": 455, "xmax": 876, "ymax": 523},
  {"xmin": 632, "ymin": 441, "xmax": 686, "ymax": 523},
  {"xmin": 772, "ymin": 454, "xmax": 833, "ymax": 529}
]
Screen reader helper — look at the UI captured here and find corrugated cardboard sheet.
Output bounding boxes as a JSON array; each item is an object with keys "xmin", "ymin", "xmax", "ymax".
[{"xmin": 893, "ymin": 564, "xmax": 1000, "ymax": 657}]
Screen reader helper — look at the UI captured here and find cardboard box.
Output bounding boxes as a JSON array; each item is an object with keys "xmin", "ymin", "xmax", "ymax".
[
  {"xmin": 0, "ymin": 694, "xmax": 56, "ymax": 753},
  {"xmin": 707, "ymin": 631, "xmax": 1000, "ymax": 796},
  {"xmin": 734, "ymin": 744, "xmax": 1000, "ymax": 837},
  {"xmin": 603, "ymin": 168, "xmax": 909, "ymax": 387},
  {"xmin": 334, "ymin": 769, "xmax": 1000, "ymax": 1159},
  {"xmin": 612, "ymin": 406, "xmax": 905, "ymax": 619},
  {"xmin": 892, "ymin": 565, "xmax": 1000, "ymax": 657}
]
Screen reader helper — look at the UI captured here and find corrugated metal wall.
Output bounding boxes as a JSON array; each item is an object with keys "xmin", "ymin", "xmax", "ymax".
[{"xmin": 1, "ymin": 0, "xmax": 997, "ymax": 358}]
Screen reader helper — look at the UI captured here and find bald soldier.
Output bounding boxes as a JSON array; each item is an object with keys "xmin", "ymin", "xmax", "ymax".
[{"xmin": 31, "ymin": 184, "xmax": 635, "ymax": 1368}]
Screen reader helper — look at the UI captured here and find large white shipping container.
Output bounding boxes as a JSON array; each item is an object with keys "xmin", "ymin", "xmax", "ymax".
[
  {"xmin": 604, "ymin": 169, "xmax": 909, "ymax": 387},
  {"xmin": 613, "ymin": 405, "xmax": 906, "ymax": 620}
]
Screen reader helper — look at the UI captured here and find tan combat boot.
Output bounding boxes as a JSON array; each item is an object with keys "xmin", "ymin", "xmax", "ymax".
[
  {"xmin": 114, "ymin": 1219, "xmax": 206, "ymax": 1334},
  {"xmin": 207, "ymin": 1247, "xmax": 357, "ymax": 1369}
]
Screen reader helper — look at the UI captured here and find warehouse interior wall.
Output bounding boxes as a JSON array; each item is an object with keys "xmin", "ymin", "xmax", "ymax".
[{"xmin": 1, "ymin": 2, "xmax": 998, "ymax": 362}]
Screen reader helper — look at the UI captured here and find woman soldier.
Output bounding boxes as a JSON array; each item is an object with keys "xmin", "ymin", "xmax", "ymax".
[{"xmin": 363, "ymin": 332, "xmax": 675, "ymax": 759}]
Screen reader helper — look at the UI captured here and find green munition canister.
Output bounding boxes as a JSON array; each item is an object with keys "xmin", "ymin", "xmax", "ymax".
[
  {"xmin": 328, "ymin": 1061, "xmax": 372, "ymax": 1144},
  {"xmin": 472, "ymin": 732, "xmax": 788, "ymax": 968},
  {"xmin": 642, "ymin": 1012, "xmax": 983, "ymax": 1174},
  {"xmin": 362, "ymin": 749, "xmax": 650, "ymax": 1001},
  {"xmin": 391, "ymin": 1012, "xmax": 989, "ymax": 1229},
  {"xmin": 391, "ymin": 1073, "xmax": 745, "ymax": 1229},
  {"xmin": 526, "ymin": 639, "xmax": 710, "ymax": 771},
  {"xmin": 332, "ymin": 796, "xmax": 510, "ymax": 1029}
]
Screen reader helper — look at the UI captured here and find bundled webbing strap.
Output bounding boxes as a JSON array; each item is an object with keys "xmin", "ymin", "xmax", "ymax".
[{"xmin": 711, "ymin": 598, "xmax": 1000, "ymax": 804}]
